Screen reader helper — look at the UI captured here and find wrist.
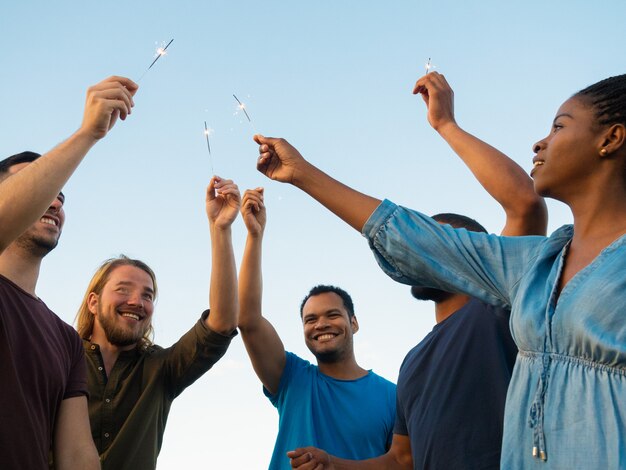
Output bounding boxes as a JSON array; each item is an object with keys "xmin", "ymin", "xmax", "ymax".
[
  {"xmin": 68, "ymin": 128, "xmax": 100, "ymax": 151},
  {"xmin": 435, "ymin": 120, "xmax": 461, "ymax": 139},
  {"xmin": 292, "ymin": 160, "xmax": 320, "ymax": 190}
]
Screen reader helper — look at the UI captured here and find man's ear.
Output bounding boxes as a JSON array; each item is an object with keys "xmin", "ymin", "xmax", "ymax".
[
  {"xmin": 351, "ymin": 315, "xmax": 359, "ymax": 334},
  {"xmin": 87, "ymin": 292, "xmax": 99, "ymax": 315}
]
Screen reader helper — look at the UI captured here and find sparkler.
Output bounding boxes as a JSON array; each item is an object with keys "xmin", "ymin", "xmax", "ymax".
[
  {"xmin": 137, "ymin": 39, "xmax": 174, "ymax": 82},
  {"xmin": 425, "ymin": 57, "xmax": 432, "ymax": 74},
  {"xmin": 233, "ymin": 94, "xmax": 252, "ymax": 122},
  {"xmin": 204, "ymin": 121, "xmax": 214, "ymax": 175}
]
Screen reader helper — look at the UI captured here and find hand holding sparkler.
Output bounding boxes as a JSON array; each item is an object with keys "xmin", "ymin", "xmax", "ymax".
[
  {"xmin": 79, "ymin": 76, "xmax": 138, "ymax": 141},
  {"xmin": 413, "ymin": 71, "xmax": 456, "ymax": 133},
  {"xmin": 254, "ymin": 135, "xmax": 310, "ymax": 184},
  {"xmin": 206, "ymin": 176, "xmax": 241, "ymax": 230},
  {"xmin": 241, "ymin": 188, "xmax": 266, "ymax": 238}
]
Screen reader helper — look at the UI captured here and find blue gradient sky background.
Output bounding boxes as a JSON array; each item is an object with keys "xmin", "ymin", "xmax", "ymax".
[{"xmin": 2, "ymin": 1, "xmax": 625, "ymax": 468}]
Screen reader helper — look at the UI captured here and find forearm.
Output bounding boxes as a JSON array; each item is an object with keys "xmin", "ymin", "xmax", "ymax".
[
  {"xmin": 238, "ymin": 234, "xmax": 263, "ymax": 331},
  {"xmin": 292, "ymin": 161, "xmax": 382, "ymax": 233},
  {"xmin": 55, "ymin": 446, "xmax": 101, "ymax": 470},
  {"xmin": 0, "ymin": 130, "xmax": 97, "ymax": 251},
  {"xmin": 207, "ymin": 225, "xmax": 238, "ymax": 334},
  {"xmin": 437, "ymin": 122, "xmax": 547, "ymax": 235}
]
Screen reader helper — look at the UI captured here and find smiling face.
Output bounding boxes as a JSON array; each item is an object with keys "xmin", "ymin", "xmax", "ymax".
[
  {"xmin": 88, "ymin": 264, "xmax": 155, "ymax": 349},
  {"xmin": 301, "ymin": 291, "xmax": 358, "ymax": 364},
  {"xmin": 6, "ymin": 162, "xmax": 65, "ymax": 256},
  {"xmin": 531, "ymin": 97, "xmax": 603, "ymax": 201}
]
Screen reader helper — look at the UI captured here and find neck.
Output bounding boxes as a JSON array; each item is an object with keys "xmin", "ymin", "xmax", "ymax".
[
  {"xmin": 0, "ymin": 246, "xmax": 43, "ymax": 296},
  {"xmin": 567, "ymin": 180, "xmax": 626, "ymax": 242},
  {"xmin": 90, "ymin": 332, "xmax": 137, "ymax": 376},
  {"xmin": 434, "ymin": 293, "xmax": 472, "ymax": 323},
  {"xmin": 317, "ymin": 353, "xmax": 367, "ymax": 380}
]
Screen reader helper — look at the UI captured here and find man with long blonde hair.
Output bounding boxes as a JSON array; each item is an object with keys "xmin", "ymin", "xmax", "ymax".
[{"xmin": 75, "ymin": 176, "xmax": 240, "ymax": 470}]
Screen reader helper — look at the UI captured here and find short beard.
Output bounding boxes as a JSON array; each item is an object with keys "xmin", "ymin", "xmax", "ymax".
[
  {"xmin": 97, "ymin": 306, "xmax": 148, "ymax": 348},
  {"xmin": 312, "ymin": 349, "xmax": 343, "ymax": 364},
  {"xmin": 411, "ymin": 286, "xmax": 453, "ymax": 303}
]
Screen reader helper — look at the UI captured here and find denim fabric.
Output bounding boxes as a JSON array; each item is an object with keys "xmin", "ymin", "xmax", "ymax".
[{"xmin": 363, "ymin": 200, "xmax": 626, "ymax": 469}]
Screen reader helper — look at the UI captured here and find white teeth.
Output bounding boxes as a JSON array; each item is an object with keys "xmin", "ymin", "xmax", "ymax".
[
  {"xmin": 121, "ymin": 313, "xmax": 140, "ymax": 321},
  {"xmin": 316, "ymin": 334, "xmax": 336, "ymax": 341},
  {"xmin": 40, "ymin": 217, "xmax": 57, "ymax": 226},
  {"xmin": 533, "ymin": 161, "xmax": 544, "ymax": 168}
]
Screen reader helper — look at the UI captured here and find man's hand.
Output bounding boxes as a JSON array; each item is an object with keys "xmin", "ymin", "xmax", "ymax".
[
  {"xmin": 255, "ymin": 135, "xmax": 309, "ymax": 184},
  {"xmin": 206, "ymin": 176, "xmax": 241, "ymax": 229},
  {"xmin": 79, "ymin": 75, "xmax": 138, "ymax": 141},
  {"xmin": 241, "ymin": 188, "xmax": 266, "ymax": 237},
  {"xmin": 413, "ymin": 72, "xmax": 456, "ymax": 134},
  {"xmin": 288, "ymin": 447, "xmax": 333, "ymax": 469}
]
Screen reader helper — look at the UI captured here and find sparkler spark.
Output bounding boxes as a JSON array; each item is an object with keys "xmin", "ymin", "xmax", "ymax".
[
  {"xmin": 137, "ymin": 39, "xmax": 174, "ymax": 82},
  {"xmin": 425, "ymin": 57, "xmax": 432, "ymax": 74},
  {"xmin": 233, "ymin": 94, "xmax": 252, "ymax": 122},
  {"xmin": 147, "ymin": 39, "xmax": 174, "ymax": 70}
]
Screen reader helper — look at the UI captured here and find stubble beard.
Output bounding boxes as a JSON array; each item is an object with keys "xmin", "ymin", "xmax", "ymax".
[{"xmin": 14, "ymin": 229, "xmax": 59, "ymax": 258}]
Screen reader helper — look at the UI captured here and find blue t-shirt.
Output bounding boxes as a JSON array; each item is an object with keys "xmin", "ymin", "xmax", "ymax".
[
  {"xmin": 265, "ymin": 352, "xmax": 396, "ymax": 470},
  {"xmin": 396, "ymin": 298, "xmax": 517, "ymax": 469}
]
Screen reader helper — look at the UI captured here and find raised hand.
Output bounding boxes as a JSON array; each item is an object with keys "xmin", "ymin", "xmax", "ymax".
[
  {"xmin": 241, "ymin": 188, "xmax": 266, "ymax": 237},
  {"xmin": 79, "ymin": 76, "xmax": 138, "ymax": 141},
  {"xmin": 287, "ymin": 447, "xmax": 333, "ymax": 469},
  {"xmin": 413, "ymin": 71, "xmax": 456, "ymax": 132},
  {"xmin": 255, "ymin": 135, "xmax": 310, "ymax": 184},
  {"xmin": 206, "ymin": 176, "xmax": 241, "ymax": 229}
]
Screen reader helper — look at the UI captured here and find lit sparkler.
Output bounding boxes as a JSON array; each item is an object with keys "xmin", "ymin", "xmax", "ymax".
[
  {"xmin": 204, "ymin": 121, "xmax": 214, "ymax": 175},
  {"xmin": 425, "ymin": 57, "xmax": 432, "ymax": 74},
  {"xmin": 137, "ymin": 39, "xmax": 174, "ymax": 82},
  {"xmin": 233, "ymin": 94, "xmax": 252, "ymax": 122}
]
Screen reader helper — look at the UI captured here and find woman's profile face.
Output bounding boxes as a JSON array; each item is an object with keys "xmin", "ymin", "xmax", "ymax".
[{"xmin": 531, "ymin": 97, "xmax": 602, "ymax": 201}]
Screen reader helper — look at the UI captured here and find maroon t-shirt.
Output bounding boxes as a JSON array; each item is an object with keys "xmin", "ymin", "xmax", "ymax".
[{"xmin": 0, "ymin": 274, "xmax": 87, "ymax": 469}]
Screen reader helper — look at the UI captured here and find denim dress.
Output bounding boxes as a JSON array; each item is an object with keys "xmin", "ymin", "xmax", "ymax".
[{"xmin": 363, "ymin": 200, "xmax": 626, "ymax": 469}]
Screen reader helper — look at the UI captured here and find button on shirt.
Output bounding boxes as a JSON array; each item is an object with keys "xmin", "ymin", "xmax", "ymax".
[
  {"xmin": 363, "ymin": 200, "xmax": 626, "ymax": 469},
  {"xmin": 84, "ymin": 310, "xmax": 236, "ymax": 470}
]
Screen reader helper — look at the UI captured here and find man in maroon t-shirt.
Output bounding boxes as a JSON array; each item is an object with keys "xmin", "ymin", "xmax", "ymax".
[{"xmin": 0, "ymin": 75, "xmax": 138, "ymax": 469}]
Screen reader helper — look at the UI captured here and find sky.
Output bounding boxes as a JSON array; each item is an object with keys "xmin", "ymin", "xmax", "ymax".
[{"xmin": 2, "ymin": 1, "xmax": 625, "ymax": 468}]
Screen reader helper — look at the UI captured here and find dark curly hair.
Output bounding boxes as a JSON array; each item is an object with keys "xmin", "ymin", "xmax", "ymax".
[{"xmin": 300, "ymin": 285, "xmax": 355, "ymax": 319}]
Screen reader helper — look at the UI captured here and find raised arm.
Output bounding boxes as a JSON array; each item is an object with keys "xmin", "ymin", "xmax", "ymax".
[
  {"xmin": 255, "ymin": 136, "xmax": 381, "ymax": 233},
  {"xmin": 238, "ymin": 188, "xmax": 287, "ymax": 394},
  {"xmin": 287, "ymin": 434, "xmax": 413, "ymax": 470},
  {"xmin": 0, "ymin": 76, "xmax": 138, "ymax": 253},
  {"xmin": 205, "ymin": 176, "xmax": 240, "ymax": 335},
  {"xmin": 414, "ymin": 72, "xmax": 547, "ymax": 236}
]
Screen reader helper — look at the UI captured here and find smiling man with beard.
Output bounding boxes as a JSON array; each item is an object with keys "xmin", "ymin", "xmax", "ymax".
[
  {"xmin": 237, "ymin": 188, "xmax": 396, "ymax": 470},
  {"xmin": 74, "ymin": 176, "xmax": 240, "ymax": 470}
]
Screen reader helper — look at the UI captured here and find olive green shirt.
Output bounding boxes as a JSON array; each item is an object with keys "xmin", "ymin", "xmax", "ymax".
[{"xmin": 84, "ymin": 310, "xmax": 236, "ymax": 470}]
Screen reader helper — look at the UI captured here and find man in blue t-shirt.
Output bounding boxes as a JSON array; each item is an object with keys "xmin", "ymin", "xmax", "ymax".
[{"xmin": 237, "ymin": 188, "xmax": 396, "ymax": 470}]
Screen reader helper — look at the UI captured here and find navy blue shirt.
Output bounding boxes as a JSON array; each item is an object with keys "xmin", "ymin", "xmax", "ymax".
[{"xmin": 395, "ymin": 298, "xmax": 517, "ymax": 469}]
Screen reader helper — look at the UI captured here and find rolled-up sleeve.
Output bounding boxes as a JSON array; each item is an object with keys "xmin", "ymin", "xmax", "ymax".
[
  {"xmin": 164, "ymin": 309, "xmax": 238, "ymax": 397},
  {"xmin": 362, "ymin": 200, "xmax": 545, "ymax": 308}
]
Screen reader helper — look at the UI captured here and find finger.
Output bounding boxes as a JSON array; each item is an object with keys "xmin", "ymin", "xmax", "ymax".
[
  {"xmin": 90, "ymin": 83, "xmax": 135, "ymax": 110},
  {"xmin": 289, "ymin": 451, "xmax": 314, "ymax": 468},
  {"xmin": 99, "ymin": 76, "xmax": 139, "ymax": 95}
]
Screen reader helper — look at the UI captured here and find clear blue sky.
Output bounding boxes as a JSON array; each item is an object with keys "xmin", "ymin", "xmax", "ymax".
[{"xmin": 2, "ymin": 1, "xmax": 625, "ymax": 468}]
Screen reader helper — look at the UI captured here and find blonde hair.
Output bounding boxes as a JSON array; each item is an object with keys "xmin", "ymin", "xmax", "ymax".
[{"xmin": 75, "ymin": 255, "xmax": 158, "ymax": 348}]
